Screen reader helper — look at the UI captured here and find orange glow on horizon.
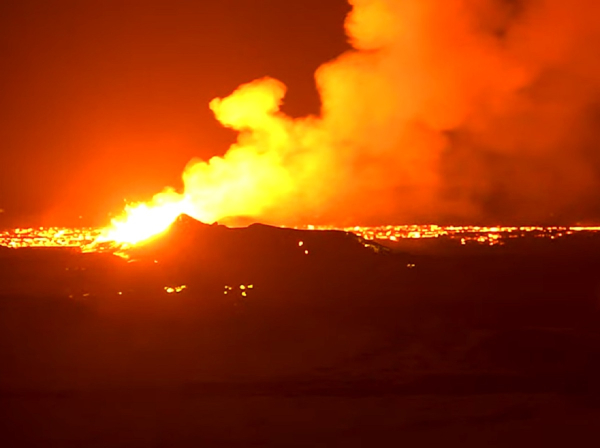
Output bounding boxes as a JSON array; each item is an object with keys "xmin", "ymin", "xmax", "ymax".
[{"xmin": 2, "ymin": 223, "xmax": 600, "ymax": 253}]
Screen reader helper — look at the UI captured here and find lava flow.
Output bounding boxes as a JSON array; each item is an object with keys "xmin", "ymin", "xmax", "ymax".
[{"xmin": 3, "ymin": 222, "xmax": 600, "ymax": 252}]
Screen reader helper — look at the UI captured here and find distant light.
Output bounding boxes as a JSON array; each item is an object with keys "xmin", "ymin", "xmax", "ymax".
[
  {"xmin": 164, "ymin": 285, "xmax": 187, "ymax": 294},
  {"xmin": 304, "ymin": 250, "xmax": 309, "ymax": 255},
  {"xmin": 224, "ymin": 284, "xmax": 255, "ymax": 296},
  {"xmin": 298, "ymin": 241, "xmax": 304, "ymax": 247}
]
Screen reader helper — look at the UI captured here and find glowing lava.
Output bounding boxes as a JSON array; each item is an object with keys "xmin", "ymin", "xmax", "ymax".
[
  {"xmin": 94, "ymin": 189, "xmax": 192, "ymax": 248},
  {"xmin": 3, "ymin": 224, "xmax": 600, "ymax": 252}
]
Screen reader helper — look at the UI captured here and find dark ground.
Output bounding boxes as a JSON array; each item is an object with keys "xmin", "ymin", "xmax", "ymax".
[{"xmin": 1, "ymin": 217, "xmax": 600, "ymax": 447}]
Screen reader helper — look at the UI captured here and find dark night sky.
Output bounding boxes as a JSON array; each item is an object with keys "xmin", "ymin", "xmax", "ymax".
[{"xmin": 0, "ymin": 0, "xmax": 351, "ymax": 226}]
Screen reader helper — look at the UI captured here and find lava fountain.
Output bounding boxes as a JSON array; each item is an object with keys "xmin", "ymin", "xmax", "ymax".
[{"xmin": 94, "ymin": 0, "xmax": 600, "ymax": 248}]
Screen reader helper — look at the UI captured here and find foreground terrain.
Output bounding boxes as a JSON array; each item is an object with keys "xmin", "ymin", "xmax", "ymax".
[{"xmin": 1, "ymin": 217, "xmax": 600, "ymax": 447}]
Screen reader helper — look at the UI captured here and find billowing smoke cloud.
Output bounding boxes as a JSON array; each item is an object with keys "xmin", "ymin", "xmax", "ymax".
[{"xmin": 134, "ymin": 0, "xmax": 600, "ymax": 228}]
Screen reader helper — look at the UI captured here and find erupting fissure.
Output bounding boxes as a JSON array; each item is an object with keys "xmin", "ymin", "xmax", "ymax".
[{"xmin": 95, "ymin": 0, "xmax": 600, "ymax": 247}]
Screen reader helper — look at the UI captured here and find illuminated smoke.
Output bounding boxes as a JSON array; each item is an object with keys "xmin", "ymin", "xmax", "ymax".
[
  {"xmin": 108, "ymin": 0, "xmax": 600, "ymax": 241},
  {"xmin": 312, "ymin": 0, "xmax": 600, "ymax": 224}
]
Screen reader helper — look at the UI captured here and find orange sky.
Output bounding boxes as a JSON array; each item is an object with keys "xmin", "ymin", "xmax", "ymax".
[
  {"xmin": 2, "ymin": 0, "xmax": 600, "ymax": 228},
  {"xmin": 0, "ymin": 0, "xmax": 350, "ymax": 226}
]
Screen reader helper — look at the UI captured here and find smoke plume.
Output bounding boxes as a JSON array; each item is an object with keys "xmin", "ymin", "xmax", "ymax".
[{"xmin": 147, "ymin": 0, "xmax": 600, "ymax": 226}]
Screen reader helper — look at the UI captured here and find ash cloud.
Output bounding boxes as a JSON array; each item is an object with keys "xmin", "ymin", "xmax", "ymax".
[{"xmin": 183, "ymin": 0, "xmax": 600, "ymax": 225}]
